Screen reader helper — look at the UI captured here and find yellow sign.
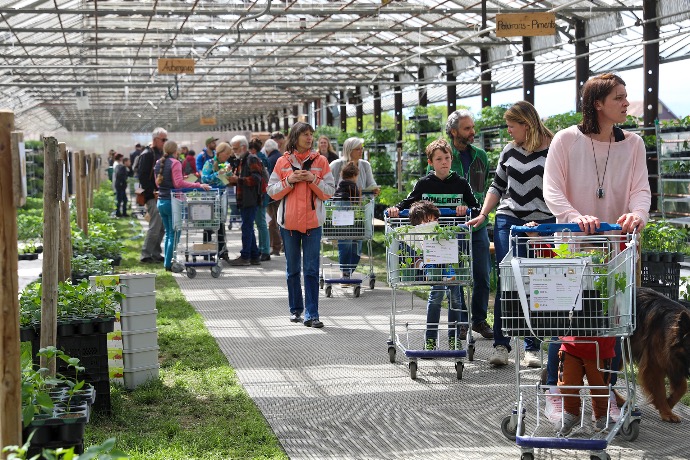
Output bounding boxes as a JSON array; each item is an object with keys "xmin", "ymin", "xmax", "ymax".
[
  {"xmin": 495, "ymin": 13, "xmax": 557, "ymax": 37},
  {"xmin": 200, "ymin": 117, "xmax": 217, "ymax": 126},
  {"xmin": 157, "ymin": 58, "xmax": 195, "ymax": 74}
]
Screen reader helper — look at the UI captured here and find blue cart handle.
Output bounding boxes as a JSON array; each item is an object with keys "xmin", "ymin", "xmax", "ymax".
[
  {"xmin": 387, "ymin": 208, "xmax": 470, "ymax": 218},
  {"xmin": 172, "ymin": 187, "xmax": 221, "ymax": 193},
  {"xmin": 510, "ymin": 222, "xmax": 621, "ymax": 233}
]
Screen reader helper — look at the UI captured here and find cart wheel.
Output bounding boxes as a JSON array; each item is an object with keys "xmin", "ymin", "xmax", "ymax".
[
  {"xmin": 409, "ymin": 361, "xmax": 417, "ymax": 380},
  {"xmin": 500, "ymin": 415, "xmax": 517, "ymax": 441},
  {"xmin": 455, "ymin": 361, "xmax": 463, "ymax": 380},
  {"xmin": 210, "ymin": 265, "xmax": 221, "ymax": 278},
  {"xmin": 618, "ymin": 419, "xmax": 640, "ymax": 442},
  {"xmin": 388, "ymin": 347, "xmax": 396, "ymax": 363},
  {"xmin": 319, "ymin": 278, "xmax": 324, "ymax": 289},
  {"xmin": 467, "ymin": 343, "xmax": 475, "ymax": 361},
  {"xmin": 186, "ymin": 267, "xmax": 197, "ymax": 279},
  {"xmin": 369, "ymin": 278, "xmax": 375, "ymax": 289},
  {"xmin": 520, "ymin": 453, "xmax": 534, "ymax": 460},
  {"xmin": 325, "ymin": 285, "xmax": 333, "ymax": 297},
  {"xmin": 354, "ymin": 286, "xmax": 361, "ymax": 297},
  {"xmin": 590, "ymin": 454, "xmax": 610, "ymax": 460}
]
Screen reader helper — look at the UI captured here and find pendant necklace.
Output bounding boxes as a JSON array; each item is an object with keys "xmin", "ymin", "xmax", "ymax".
[{"xmin": 590, "ymin": 132, "xmax": 612, "ymax": 199}]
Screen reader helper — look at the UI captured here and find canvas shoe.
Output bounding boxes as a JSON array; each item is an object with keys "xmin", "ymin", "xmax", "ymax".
[
  {"xmin": 544, "ymin": 388, "xmax": 563, "ymax": 423},
  {"xmin": 304, "ymin": 319, "xmax": 324, "ymax": 328},
  {"xmin": 489, "ymin": 345, "xmax": 509, "ymax": 366},
  {"xmin": 522, "ymin": 350, "xmax": 541, "ymax": 368},
  {"xmin": 289, "ymin": 313, "xmax": 302, "ymax": 323},
  {"xmin": 556, "ymin": 412, "xmax": 579, "ymax": 437},
  {"xmin": 591, "ymin": 392, "xmax": 621, "ymax": 423},
  {"xmin": 593, "ymin": 416, "xmax": 609, "ymax": 432}
]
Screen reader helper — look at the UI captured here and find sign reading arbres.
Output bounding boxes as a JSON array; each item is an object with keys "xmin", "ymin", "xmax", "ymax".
[
  {"xmin": 158, "ymin": 58, "xmax": 195, "ymax": 74},
  {"xmin": 495, "ymin": 13, "xmax": 557, "ymax": 38}
]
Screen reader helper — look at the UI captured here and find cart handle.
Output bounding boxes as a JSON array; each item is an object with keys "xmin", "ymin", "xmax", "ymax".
[
  {"xmin": 387, "ymin": 208, "xmax": 469, "ymax": 218},
  {"xmin": 510, "ymin": 222, "xmax": 622, "ymax": 233},
  {"xmin": 172, "ymin": 187, "xmax": 222, "ymax": 193}
]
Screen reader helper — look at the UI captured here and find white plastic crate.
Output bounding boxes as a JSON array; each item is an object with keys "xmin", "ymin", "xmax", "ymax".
[
  {"xmin": 121, "ymin": 328, "xmax": 158, "ymax": 351},
  {"xmin": 120, "ymin": 292, "xmax": 156, "ymax": 314},
  {"xmin": 118, "ymin": 274, "xmax": 156, "ymax": 295},
  {"xmin": 123, "ymin": 346, "xmax": 159, "ymax": 370},
  {"xmin": 123, "ymin": 364, "xmax": 159, "ymax": 390},
  {"xmin": 120, "ymin": 309, "xmax": 158, "ymax": 332}
]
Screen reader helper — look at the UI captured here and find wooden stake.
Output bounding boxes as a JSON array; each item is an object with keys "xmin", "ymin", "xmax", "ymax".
[
  {"xmin": 58, "ymin": 143, "xmax": 72, "ymax": 282},
  {"xmin": 39, "ymin": 137, "xmax": 59, "ymax": 375},
  {"xmin": 0, "ymin": 109, "xmax": 22, "ymax": 456}
]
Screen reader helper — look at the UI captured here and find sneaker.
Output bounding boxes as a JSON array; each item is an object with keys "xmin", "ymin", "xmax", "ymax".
[
  {"xmin": 556, "ymin": 412, "xmax": 579, "ymax": 437},
  {"xmin": 472, "ymin": 320, "xmax": 494, "ymax": 339},
  {"xmin": 544, "ymin": 388, "xmax": 563, "ymax": 423},
  {"xmin": 591, "ymin": 393, "xmax": 621, "ymax": 423},
  {"xmin": 459, "ymin": 325, "xmax": 468, "ymax": 341},
  {"xmin": 250, "ymin": 258, "xmax": 261, "ymax": 265},
  {"xmin": 522, "ymin": 350, "xmax": 541, "ymax": 368},
  {"xmin": 260, "ymin": 253, "xmax": 271, "ymax": 261},
  {"xmin": 593, "ymin": 416, "xmax": 608, "ymax": 432},
  {"xmin": 289, "ymin": 313, "xmax": 302, "ymax": 323},
  {"xmin": 304, "ymin": 319, "xmax": 324, "ymax": 328},
  {"xmin": 425, "ymin": 338, "xmax": 437, "ymax": 351},
  {"xmin": 489, "ymin": 345, "xmax": 509, "ymax": 366},
  {"xmin": 229, "ymin": 257, "xmax": 250, "ymax": 266}
]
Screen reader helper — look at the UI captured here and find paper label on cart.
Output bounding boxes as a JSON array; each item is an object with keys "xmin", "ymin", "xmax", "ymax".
[
  {"xmin": 332, "ymin": 210, "xmax": 355, "ymax": 226},
  {"xmin": 190, "ymin": 203, "xmax": 213, "ymax": 220},
  {"xmin": 422, "ymin": 239, "xmax": 458, "ymax": 264},
  {"xmin": 529, "ymin": 273, "xmax": 582, "ymax": 311}
]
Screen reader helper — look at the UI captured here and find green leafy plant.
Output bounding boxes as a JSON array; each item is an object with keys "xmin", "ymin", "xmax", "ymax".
[
  {"xmin": 377, "ymin": 186, "xmax": 408, "ymax": 207},
  {"xmin": 474, "ymin": 104, "xmax": 510, "ymax": 130},
  {"xmin": 3, "ymin": 435, "xmax": 127, "ymax": 460},
  {"xmin": 680, "ymin": 276, "xmax": 690, "ymax": 302},
  {"xmin": 368, "ymin": 150, "xmax": 395, "ymax": 187},
  {"xmin": 313, "ymin": 125, "xmax": 340, "ymax": 140},
  {"xmin": 71, "ymin": 254, "xmax": 113, "ymax": 277},
  {"xmin": 92, "ymin": 182, "xmax": 116, "ymax": 213},
  {"xmin": 543, "ymin": 111, "xmax": 583, "ymax": 133},
  {"xmin": 641, "ymin": 220, "xmax": 688, "ymax": 253}
]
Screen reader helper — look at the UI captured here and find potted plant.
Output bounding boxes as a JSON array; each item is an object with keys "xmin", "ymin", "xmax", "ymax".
[
  {"xmin": 71, "ymin": 254, "xmax": 114, "ymax": 284},
  {"xmin": 641, "ymin": 220, "xmax": 688, "ymax": 301}
]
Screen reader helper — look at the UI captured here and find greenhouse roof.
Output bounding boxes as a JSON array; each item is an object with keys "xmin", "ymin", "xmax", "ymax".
[{"xmin": 1, "ymin": 0, "xmax": 689, "ymax": 133}]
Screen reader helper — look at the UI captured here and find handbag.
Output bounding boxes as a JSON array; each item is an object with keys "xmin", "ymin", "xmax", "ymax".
[{"xmin": 135, "ymin": 188, "xmax": 146, "ymax": 206}]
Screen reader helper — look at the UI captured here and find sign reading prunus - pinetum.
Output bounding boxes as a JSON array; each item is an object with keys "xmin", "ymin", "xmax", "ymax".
[
  {"xmin": 158, "ymin": 58, "xmax": 195, "ymax": 74},
  {"xmin": 495, "ymin": 13, "xmax": 556, "ymax": 37}
]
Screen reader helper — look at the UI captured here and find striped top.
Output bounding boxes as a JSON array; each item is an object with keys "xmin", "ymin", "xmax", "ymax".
[{"xmin": 487, "ymin": 143, "xmax": 553, "ymax": 221}]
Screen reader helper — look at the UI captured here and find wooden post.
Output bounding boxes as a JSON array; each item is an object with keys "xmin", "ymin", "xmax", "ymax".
[
  {"xmin": 39, "ymin": 137, "xmax": 59, "ymax": 375},
  {"xmin": 78, "ymin": 150, "xmax": 89, "ymax": 235},
  {"xmin": 90, "ymin": 153, "xmax": 97, "ymax": 203},
  {"xmin": 58, "ymin": 143, "xmax": 72, "ymax": 282},
  {"xmin": 0, "ymin": 109, "xmax": 22, "ymax": 455}
]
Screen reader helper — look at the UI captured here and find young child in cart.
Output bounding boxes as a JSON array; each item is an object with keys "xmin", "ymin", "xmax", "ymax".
[
  {"xmin": 522, "ymin": 222, "xmax": 616, "ymax": 436},
  {"xmin": 386, "ymin": 139, "xmax": 479, "ymax": 351},
  {"xmin": 334, "ymin": 162, "xmax": 362, "ymax": 279}
]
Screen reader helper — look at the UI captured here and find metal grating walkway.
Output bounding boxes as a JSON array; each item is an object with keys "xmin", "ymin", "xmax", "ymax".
[{"xmin": 173, "ymin": 227, "xmax": 690, "ymax": 460}]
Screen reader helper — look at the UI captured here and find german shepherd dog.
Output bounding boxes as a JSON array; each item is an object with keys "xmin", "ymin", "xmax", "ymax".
[{"xmin": 630, "ymin": 288, "xmax": 690, "ymax": 422}]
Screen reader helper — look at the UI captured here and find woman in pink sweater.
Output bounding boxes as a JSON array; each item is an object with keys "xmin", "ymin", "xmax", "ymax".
[
  {"xmin": 542, "ymin": 73, "xmax": 651, "ymax": 432},
  {"xmin": 156, "ymin": 140, "xmax": 211, "ymax": 271}
]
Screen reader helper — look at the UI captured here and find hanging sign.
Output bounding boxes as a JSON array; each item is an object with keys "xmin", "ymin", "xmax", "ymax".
[
  {"xmin": 200, "ymin": 117, "xmax": 217, "ymax": 126},
  {"xmin": 495, "ymin": 13, "xmax": 557, "ymax": 37},
  {"xmin": 158, "ymin": 58, "xmax": 195, "ymax": 74}
]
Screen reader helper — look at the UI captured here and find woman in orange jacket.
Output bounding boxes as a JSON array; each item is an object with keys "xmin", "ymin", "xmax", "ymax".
[{"xmin": 267, "ymin": 122, "xmax": 335, "ymax": 328}]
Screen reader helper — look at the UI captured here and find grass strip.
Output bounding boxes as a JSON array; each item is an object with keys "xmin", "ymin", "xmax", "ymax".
[{"xmin": 85, "ymin": 216, "xmax": 287, "ymax": 460}]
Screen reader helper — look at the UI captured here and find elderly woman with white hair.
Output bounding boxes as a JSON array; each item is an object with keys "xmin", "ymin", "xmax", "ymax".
[{"xmin": 328, "ymin": 137, "xmax": 380, "ymax": 278}]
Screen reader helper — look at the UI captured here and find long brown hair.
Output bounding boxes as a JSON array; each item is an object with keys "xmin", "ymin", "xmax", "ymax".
[
  {"xmin": 579, "ymin": 73, "xmax": 626, "ymax": 135},
  {"xmin": 504, "ymin": 101, "xmax": 553, "ymax": 152},
  {"xmin": 157, "ymin": 140, "xmax": 178, "ymax": 186},
  {"xmin": 285, "ymin": 121, "xmax": 314, "ymax": 153}
]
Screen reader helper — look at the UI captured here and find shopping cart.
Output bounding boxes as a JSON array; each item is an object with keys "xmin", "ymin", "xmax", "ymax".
[
  {"xmin": 498, "ymin": 223, "xmax": 641, "ymax": 460},
  {"xmin": 320, "ymin": 196, "xmax": 376, "ymax": 298},
  {"xmin": 384, "ymin": 208, "xmax": 473, "ymax": 380},
  {"xmin": 171, "ymin": 188, "xmax": 227, "ymax": 279},
  {"xmin": 225, "ymin": 186, "xmax": 242, "ymax": 231}
]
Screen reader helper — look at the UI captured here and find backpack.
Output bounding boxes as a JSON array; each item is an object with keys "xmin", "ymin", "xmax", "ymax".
[{"xmin": 132, "ymin": 149, "xmax": 144, "ymax": 175}]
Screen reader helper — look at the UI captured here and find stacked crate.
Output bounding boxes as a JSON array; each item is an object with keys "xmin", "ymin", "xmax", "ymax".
[{"xmin": 118, "ymin": 274, "xmax": 159, "ymax": 389}]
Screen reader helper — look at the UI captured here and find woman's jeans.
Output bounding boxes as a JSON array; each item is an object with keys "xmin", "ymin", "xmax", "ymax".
[
  {"xmin": 493, "ymin": 214, "xmax": 555, "ymax": 351},
  {"xmin": 255, "ymin": 204, "xmax": 270, "ymax": 255},
  {"xmin": 425, "ymin": 285, "xmax": 465, "ymax": 342},
  {"xmin": 338, "ymin": 240, "xmax": 362, "ymax": 276},
  {"xmin": 157, "ymin": 198, "xmax": 178, "ymax": 269},
  {"xmin": 281, "ymin": 226, "xmax": 322, "ymax": 321}
]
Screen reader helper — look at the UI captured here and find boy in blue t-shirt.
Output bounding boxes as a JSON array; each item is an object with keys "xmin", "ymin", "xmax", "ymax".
[{"xmin": 387, "ymin": 139, "xmax": 479, "ymax": 350}]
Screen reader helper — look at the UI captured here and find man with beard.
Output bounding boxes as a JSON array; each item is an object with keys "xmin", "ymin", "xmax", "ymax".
[{"xmin": 441, "ymin": 110, "xmax": 493, "ymax": 341}]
